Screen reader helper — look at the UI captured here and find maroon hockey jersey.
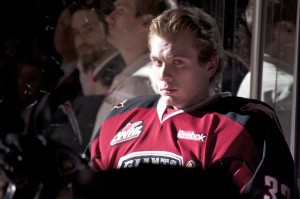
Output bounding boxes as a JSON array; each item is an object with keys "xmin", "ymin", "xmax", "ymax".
[{"xmin": 91, "ymin": 93, "xmax": 295, "ymax": 199}]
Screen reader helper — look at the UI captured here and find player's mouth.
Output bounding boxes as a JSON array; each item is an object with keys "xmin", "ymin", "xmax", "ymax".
[{"xmin": 160, "ymin": 88, "xmax": 177, "ymax": 95}]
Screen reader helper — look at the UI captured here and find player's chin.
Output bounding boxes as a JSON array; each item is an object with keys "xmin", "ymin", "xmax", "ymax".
[{"xmin": 161, "ymin": 95, "xmax": 176, "ymax": 106}]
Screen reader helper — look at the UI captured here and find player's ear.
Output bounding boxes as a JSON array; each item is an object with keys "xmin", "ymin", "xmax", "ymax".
[{"xmin": 205, "ymin": 56, "xmax": 219, "ymax": 78}]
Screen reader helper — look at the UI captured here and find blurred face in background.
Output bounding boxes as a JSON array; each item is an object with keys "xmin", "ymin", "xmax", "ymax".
[
  {"xmin": 105, "ymin": 0, "xmax": 144, "ymax": 49},
  {"xmin": 273, "ymin": 21, "xmax": 296, "ymax": 73},
  {"xmin": 54, "ymin": 8, "xmax": 77, "ymax": 60},
  {"xmin": 72, "ymin": 9, "xmax": 107, "ymax": 67}
]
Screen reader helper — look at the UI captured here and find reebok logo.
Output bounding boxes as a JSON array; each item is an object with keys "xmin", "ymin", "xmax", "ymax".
[
  {"xmin": 110, "ymin": 120, "xmax": 143, "ymax": 146},
  {"xmin": 177, "ymin": 130, "xmax": 206, "ymax": 142}
]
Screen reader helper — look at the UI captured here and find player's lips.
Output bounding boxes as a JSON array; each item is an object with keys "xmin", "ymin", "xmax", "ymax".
[{"xmin": 160, "ymin": 88, "xmax": 177, "ymax": 94}]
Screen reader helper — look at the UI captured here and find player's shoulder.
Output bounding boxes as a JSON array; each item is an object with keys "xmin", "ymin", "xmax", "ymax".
[
  {"xmin": 107, "ymin": 94, "xmax": 160, "ymax": 118},
  {"xmin": 216, "ymin": 96, "xmax": 277, "ymax": 118}
]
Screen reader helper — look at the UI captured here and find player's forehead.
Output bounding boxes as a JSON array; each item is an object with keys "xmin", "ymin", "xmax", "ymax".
[{"xmin": 150, "ymin": 31, "xmax": 197, "ymax": 59}]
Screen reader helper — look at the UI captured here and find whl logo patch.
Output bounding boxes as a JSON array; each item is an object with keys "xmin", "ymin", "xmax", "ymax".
[{"xmin": 110, "ymin": 120, "xmax": 143, "ymax": 146}]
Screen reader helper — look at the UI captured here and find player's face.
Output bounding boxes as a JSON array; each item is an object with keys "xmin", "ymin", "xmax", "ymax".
[
  {"xmin": 72, "ymin": 10, "xmax": 107, "ymax": 65},
  {"xmin": 150, "ymin": 30, "xmax": 216, "ymax": 110}
]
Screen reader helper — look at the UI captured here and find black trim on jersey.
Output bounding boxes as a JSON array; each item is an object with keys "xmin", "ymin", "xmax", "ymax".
[{"xmin": 106, "ymin": 94, "xmax": 160, "ymax": 119}]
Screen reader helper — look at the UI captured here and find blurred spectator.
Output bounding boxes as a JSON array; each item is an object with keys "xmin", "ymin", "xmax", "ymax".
[
  {"xmin": 70, "ymin": 0, "xmax": 125, "ymax": 96},
  {"xmin": 237, "ymin": 0, "xmax": 297, "ymax": 145},
  {"xmin": 53, "ymin": 4, "xmax": 78, "ymax": 90},
  {"xmin": 90, "ymin": 0, "xmax": 177, "ymax": 141},
  {"xmin": 30, "ymin": 5, "xmax": 82, "ymax": 136},
  {"xmin": 16, "ymin": 58, "xmax": 47, "ymax": 131},
  {"xmin": 38, "ymin": 0, "xmax": 125, "ymax": 155},
  {"xmin": 221, "ymin": 0, "xmax": 251, "ymax": 95}
]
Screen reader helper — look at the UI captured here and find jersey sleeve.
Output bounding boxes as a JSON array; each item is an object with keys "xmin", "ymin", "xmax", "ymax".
[
  {"xmin": 238, "ymin": 99, "xmax": 295, "ymax": 199},
  {"xmin": 207, "ymin": 97, "xmax": 295, "ymax": 198},
  {"xmin": 90, "ymin": 135, "xmax": 102, "ymax": 171}
]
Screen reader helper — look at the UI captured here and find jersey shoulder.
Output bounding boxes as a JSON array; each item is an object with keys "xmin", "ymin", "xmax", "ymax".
[
  {"xmin": 214, "ymin": 96, "xmax": 276, "ymax": 116},
  {"xmin": 215, "ymin": 96, "xmax": 295, "ymax": 199},
  {"xmin": 106, "ymin": 94, "xmax": 160, "ymax": 119}
]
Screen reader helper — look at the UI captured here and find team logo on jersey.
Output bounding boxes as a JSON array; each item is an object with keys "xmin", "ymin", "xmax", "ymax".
[
  {"xmin": 240, "ymin": 102, "xmax": 282, "ymax": 131},
  {"xmin": 110, "ymin": 120, "xmax": 143, "ymax": 146},
  {"xmin": 117, "ymin": 151, "xmax": 183, "ymax": 169},
  {"xmin": 113, "ymin": 99, "xmax": 127, "ymax": 109},
  {"xmin": 240, "ymin": 102, "xmax": 276, "ymax": 119},
  {"xmin": 186, "ymin": 160, "xmax": 197, "ymax": 168},
  {"xmin": 177, "ymin": 130, "xmax": 206, "ymax": 142}
]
